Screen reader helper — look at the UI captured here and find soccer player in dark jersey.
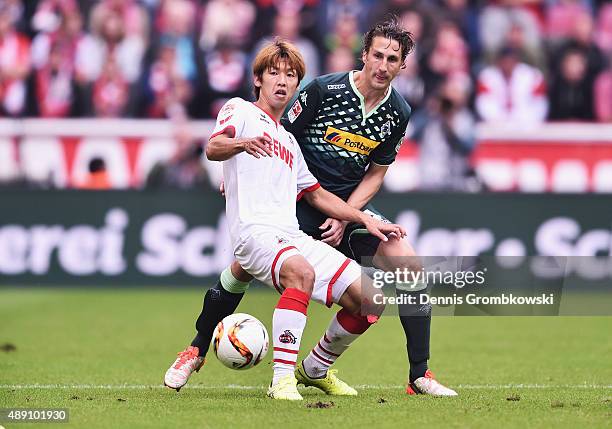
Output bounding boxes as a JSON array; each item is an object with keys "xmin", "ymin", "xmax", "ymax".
[{"xmin": 164, "ymin": 18, "xmax": 457, "ymax": 397}]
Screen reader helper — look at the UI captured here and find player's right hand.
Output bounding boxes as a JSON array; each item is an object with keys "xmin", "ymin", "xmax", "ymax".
[
  {"xmin": 363, "ymin": 218, "xmax": 406, "ymax": 243},
  {"xmin": 320, "ymin": 218, "xmax": 348, "ymax": 247},
  {"xmin": 240, "ymin": 136, "xmax": 273, "ymax": 158}
]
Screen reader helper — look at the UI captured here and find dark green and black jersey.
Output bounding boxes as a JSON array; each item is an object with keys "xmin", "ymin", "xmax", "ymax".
[{"xmin": 281, "ymin": 71, "xmax": 411, "ymax": 200}]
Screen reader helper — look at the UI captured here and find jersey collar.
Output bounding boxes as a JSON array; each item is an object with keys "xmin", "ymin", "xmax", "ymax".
[
  {"xmin": 251, "ymin": 102, "xmax": 278, "ymax": 128},
  {"xmin": 349, "ymin": 70, "xmax": 392, "ymax": 125}
]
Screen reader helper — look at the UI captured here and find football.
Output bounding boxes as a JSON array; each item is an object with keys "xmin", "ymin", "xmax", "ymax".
[{"xmin": 211, "ymin": 313, "xmax": 269, "ymax": 370}]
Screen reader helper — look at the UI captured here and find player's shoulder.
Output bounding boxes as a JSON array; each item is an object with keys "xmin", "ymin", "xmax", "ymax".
[
  {"xmin": 388, "ymin": 87, "xmax": 412, "ymax": 121},
  {"xmin": 224, "ymin": 97, "xmax": 252, "ymax": 110},
  {"xmin": 311, "ymin": 72, "xmax": 350, "ymax": 93},
  {"xmin": 216, "ymin": 97, "xmax": 255, "ymax": 124}
]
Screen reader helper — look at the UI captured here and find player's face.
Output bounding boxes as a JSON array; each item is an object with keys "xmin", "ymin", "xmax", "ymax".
[
  {"xmin": 362, "ymin": 36, "xmax": 403, "ymax": 90},
  {"xmin": 254, "ymin": 61, "xmax": 299, "ymax": 110}
]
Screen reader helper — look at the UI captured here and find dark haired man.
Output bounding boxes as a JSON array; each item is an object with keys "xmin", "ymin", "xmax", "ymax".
[{"xmin": 169, "ymin": 19, "xmax": 457, "ymax": 397}]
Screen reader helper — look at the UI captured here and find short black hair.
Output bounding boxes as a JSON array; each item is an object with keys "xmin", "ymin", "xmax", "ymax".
[
  {"xmin": 88, "ymin": 157, "xmax": 106, "ymax": 173},
  {"xmin": 363, "ymin": 16, "xmax": 415, "ymax": 65}
]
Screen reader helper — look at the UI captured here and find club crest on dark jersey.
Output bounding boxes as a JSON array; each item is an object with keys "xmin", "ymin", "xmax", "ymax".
[
  {"xmin": 380, "ymin": 120, "xmax": 392, "ymax": 138},
  {"xmin": 279, "ymin": 330, "xmax": 297, "ymax": 344},
  {"xmin": 287, "ymin": 99, "xmax": 302, "ymax": 123}
]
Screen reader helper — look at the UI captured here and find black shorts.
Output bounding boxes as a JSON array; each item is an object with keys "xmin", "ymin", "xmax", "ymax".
[{"xmin": 296, "ymin": 199, "xmax": 391, "ymax": 266}]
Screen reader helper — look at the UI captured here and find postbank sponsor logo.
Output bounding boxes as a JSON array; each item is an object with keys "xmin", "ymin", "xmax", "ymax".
[{"xmin": 323, "ymin": 126, "xmax": 380, "ymax": 155}]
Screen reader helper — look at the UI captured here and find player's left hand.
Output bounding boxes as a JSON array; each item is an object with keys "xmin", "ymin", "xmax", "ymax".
[
  {"xmin": 319, "ymin": 218, "xmax": 348, "ymax": 247},
  {"xmin": 363, "ymin": 218, "xmax": 406, "ymax": 242}
]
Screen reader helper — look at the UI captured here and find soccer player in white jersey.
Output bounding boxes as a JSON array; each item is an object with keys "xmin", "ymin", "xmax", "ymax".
[{"xmin": 166, "ymin": 40, "xmax": 406, "ymax": 400}]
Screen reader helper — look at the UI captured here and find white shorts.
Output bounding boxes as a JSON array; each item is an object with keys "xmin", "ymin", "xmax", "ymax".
[{"xmin": 235, "ymin": 228, "xmax": 361, "ymax": 307}]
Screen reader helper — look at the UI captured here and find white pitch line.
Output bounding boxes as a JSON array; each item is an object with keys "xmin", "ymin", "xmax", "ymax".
[{"xmin": 1, "ymin": 384, "xmax": 610, "ymax": 390}]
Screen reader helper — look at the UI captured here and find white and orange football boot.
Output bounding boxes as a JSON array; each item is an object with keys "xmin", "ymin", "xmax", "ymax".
[
  {"xmin": 164, "ymin": 346, "xmax": 205, "ymax": 391},
  {"xmin": 406, "ymin": 370, "xmax": 457, "ymax": 396}
]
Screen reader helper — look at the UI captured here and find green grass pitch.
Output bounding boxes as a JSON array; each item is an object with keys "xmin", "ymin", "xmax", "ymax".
[{"xmin": 0, "ymin": 288, "xmax": 610, "ymax": 429}]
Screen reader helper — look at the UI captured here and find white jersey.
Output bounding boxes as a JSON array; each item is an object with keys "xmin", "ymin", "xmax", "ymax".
[{"xmin": 211, "ymin": 97, "xmax": 320, "ymax": 251}]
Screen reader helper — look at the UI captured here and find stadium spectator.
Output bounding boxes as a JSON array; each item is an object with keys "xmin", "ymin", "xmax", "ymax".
[
  {"xmin": 145, "ymin": 42, "xmax": 194, "ymax": 118},
  {"xmin": 479, "ymin": 0, "xmax": 544, "ymax": 64},
  {"xmin": 31, "ymin": 0, "xmax": 79, "ymax": 37},
  {"xmin": 199, "ymin": 0, "xmax": 256, "ymax": 51},
  {"xmin": 29, "ymin": 9, "xmax": 84, "ymax": 117},
  {"xmin": 0, "ymin": 2, "xmax": 31, "ymax": 116},
  {"xmin": 594, "ymin": 68, "xmax": 612, "ymax": 122},
  {"xmin": 439, "ymin": 0, "xmax": 480, "ymax": 62},
  {"xmin": 503, "ymin": 20, "xmax": 547, "ymax": 71},
  {"xmin": 475, "ymin": 46, "xmax": 548, "ymax": 124},
  {"xmin": 199, "ymin": 38, "xmax": 248, "ymax": 118},
  {"xmin": 75, "ymin": 8, "xmax": 145, "ymax": 85},
  {"xmin": 421, "ymin": 21, "xmax": 469, "ymax": 95},
  {"xmin": 77, "ymin": 157, "xmax": 111, "ymax": 190},
  {"xmin": 321, "ymin": 0, "xmax": 372, "ymax": 32},
  {"xmin": 594, "ymin": 3, "xmax": 612, "ymax": 53},
  {"xmin": 33, "ymin": 39, "xmax": 76, "ymax": 117},
  {"xmin": 92, "ymin": 56, "xmax": 129, "ymax": 117},
  {"xmin": 31, "ymin": 9, "xmax": 83, "ymax": 71},
  {"xmin": 545, "ymin": 0, "xmax": 591, "ymax": 40},
  {"xmin": 369, "ymin": 0, "xmax": 435, "ymax": 32},
  {"xmin": 398, "ymin": 9, "xmax": 426, "ymax": 63},
  {"xmin": 154, "ymin": 0, "xmax": 197, "ymax": 82},
  {"xmin": 145, "ymin": 123, "xmax": 211, "ymax": 190},
  {"xmin": 0, "ymin": 0, "xmax": 609, "ymax": 123},
  {"xmin": 324, "ymin": 13, "xmax": 362, "ymax": 57},
  {"xmin": 391, "ymin": 48, "xmax": 425, "ymax": 112},
  {"xmin": 550, "ymin": 10, "xmax": 606, "ymax": 82},
  {"xmin": 548, "ymin": 48, "xmax": 595, "ymax": 121},
  {"xmin": 252, "ymin": 0, "xmax": 321, "ymax": 48},
  {"xmin": 253, "ymin": 11, "xmax": 320, "ymax": 83},
  {"xmin": 325, "ymin": 46, "xmax": 356, "ymax": 74},
  {"xmin": 412, "ymin": 74, "xmax": 478, "ymax": 191},
  {"xmin": 89, "ymin": 0, "xmax": 149, "ymax": 42}
]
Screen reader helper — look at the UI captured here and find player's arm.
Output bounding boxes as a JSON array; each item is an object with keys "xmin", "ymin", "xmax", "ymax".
[
  {"xmin": 206, "ymin": 132, "xmax": 273, "ymax": 161},
  {"xmin": 320, "ymin": 113, "xmax": 409, "ymax": 245},
  {"xmin": 303, "ymin": 186, "xmax": 406, "ymax": 242},
  {"xmin": 319, "ymin": 163, "xmax": 388, "ymax": 245},
  {"xmin": 346, "ymin": 163, "xmax": 388, "ymax": 209}
]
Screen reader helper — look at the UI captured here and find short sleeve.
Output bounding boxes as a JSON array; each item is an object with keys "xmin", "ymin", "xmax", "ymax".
[
  {"xmin": 294, "ymin": 139, "xmax": 320, "ymax": 200},
  {"xmin": 370, "ymin": 115, "xmax": 410, "ymax": 166},
  {"xmin": 210, "ymin": 98, "xmax": 246, "ymax": 139}
]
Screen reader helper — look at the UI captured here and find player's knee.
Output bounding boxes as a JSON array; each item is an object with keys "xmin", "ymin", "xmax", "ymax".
[
  {"xmin": 281, "ymin": 263, "xmax": 315, "ymax": 296},
  {"xmin": 230, "ymin": 260, "xmax": 252, "ymax": 283},
  {"xmin": 298, "ymin": 266, "xmax": 315, "ymax": 295}
]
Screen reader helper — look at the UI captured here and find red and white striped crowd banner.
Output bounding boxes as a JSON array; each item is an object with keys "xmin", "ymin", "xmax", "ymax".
[{"xmin": 1, "ymin": 119, "xmax": 611, "ymax": 192}]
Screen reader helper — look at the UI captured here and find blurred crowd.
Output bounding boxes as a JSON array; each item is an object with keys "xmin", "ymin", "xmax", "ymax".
[{"xmin": 0, "ymin": 0, "xmax": 609, "ymax": 123}]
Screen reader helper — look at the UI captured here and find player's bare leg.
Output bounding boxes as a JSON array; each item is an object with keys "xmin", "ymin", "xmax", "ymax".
[
  {"xmin": 373, "ymin": 239, "xmax": 457, "ymax": 396},
  {"xmin": 296, "ymin": 274, "xmax": 384, "ymax": 396},
  {"xmin": 267, "ymin": 255, "xmax": 314, "ymax": 401}
]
